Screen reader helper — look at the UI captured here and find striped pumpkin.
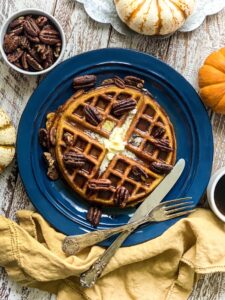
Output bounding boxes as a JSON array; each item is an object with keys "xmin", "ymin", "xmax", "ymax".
[
  {"xmin": 0, "ymin": 109, "xmax": 16, "ymax": 174},
  {"xmin": 114, "ymin": 0, "xmax": 195, "ymax": 36}
]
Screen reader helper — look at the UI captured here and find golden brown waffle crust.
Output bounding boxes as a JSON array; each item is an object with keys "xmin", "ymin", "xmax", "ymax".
[{"xmin": 48, "ymin": 84, "xmax": 176, "ymax": 207}]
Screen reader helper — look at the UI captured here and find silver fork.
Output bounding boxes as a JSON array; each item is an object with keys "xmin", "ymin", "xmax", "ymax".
[
  {"xmin": 63, "ymin": 197, "xmax": 193, "ymax": 256},
  {"xmin": 79, "ymin": 197, "xmax": 195, "ymax": 288}
]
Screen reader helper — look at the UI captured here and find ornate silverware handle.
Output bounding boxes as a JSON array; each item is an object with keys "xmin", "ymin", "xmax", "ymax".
[
  {"xmin": 63, "ymin": 217, "xmax": 150, "ymax": 255},
  {"xmin": 80, "ymin": 226, "xmax": 138, "ymax": 288}
]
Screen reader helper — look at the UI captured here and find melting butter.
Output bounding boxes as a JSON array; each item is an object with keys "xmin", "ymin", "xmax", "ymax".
[{"xmin": 84, "ymin": 109, "xmax": 137, "ymax": 174}]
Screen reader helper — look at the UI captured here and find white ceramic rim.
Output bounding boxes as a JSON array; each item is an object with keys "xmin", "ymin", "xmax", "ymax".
[
  {"xmin": 207, "ymin": 167, "xmax": 225, "ymax": 222},
  {"xmin": 0, "ymin": 8, "xmax": 66, "ymax": 76}
]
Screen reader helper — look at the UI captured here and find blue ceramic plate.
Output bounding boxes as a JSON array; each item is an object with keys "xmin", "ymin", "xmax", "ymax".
[{"xmin": 17, "ymin": 48, "xmax": 213, "ymax": 246}]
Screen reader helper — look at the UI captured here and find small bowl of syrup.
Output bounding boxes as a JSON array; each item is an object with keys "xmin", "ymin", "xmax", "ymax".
[{"xmin": 207, "ymin": 167, "xmax": 225, "ymax": 222}]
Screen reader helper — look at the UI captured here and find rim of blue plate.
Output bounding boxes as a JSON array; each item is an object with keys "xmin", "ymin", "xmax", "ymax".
[{"xmin": 17, "ymin": 48, "xmax": 214, "ymax": 246}]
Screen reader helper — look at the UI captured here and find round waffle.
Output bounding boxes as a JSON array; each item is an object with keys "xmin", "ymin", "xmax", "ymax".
[{"xmin": 46, "ymin": 82, "xmax": 176, "ymax": 207}]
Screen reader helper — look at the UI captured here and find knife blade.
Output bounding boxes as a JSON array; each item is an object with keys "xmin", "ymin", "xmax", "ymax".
[{"xmin": 129, "ymin": 158, "xmax": 185, "ymax": 223}]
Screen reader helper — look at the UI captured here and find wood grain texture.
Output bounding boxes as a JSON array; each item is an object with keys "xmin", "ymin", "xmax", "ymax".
[{"xmin": 0, "ymin": 0, "xmax": 225, "ymax": 299}]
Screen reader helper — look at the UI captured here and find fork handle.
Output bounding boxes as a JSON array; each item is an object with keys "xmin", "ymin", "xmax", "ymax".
[
  {"xmin": 80, "ymin": 228, "xmax": 135, "ymax": 288},
  {"xmin": 63, "ymin": 217, "xmax": 150, "ymax": 255}
]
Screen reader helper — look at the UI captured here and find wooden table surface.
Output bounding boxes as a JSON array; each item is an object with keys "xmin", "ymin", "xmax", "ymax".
[{"xmin": 1, "ymin": 1, "xmax": 225, "ymax": 299}]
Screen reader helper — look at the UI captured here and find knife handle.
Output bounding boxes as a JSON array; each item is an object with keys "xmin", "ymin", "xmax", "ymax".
[{"xmin": 62, "ymin": 217, "xmax": 151, "ymax": 255}]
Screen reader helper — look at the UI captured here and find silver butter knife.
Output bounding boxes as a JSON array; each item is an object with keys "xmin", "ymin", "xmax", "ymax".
[{"xmin": 80, "ymin": 158, "xmax": 185, "ymax": 288}]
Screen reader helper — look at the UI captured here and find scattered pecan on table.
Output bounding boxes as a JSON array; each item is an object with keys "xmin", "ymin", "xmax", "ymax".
[{"xmin": 3, "ymin": 14, "xmax": 62, "ymax": 71}]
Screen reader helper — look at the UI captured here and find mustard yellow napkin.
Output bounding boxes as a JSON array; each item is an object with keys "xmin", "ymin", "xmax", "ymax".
[{"xmin": 0, "ymin": 209, "xmax": 225, "ymax": 300}]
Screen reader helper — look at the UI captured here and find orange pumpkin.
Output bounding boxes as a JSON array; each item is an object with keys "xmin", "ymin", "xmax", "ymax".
[{"xmin": 199, "ymin": 48, "xmax": 225, "ymax": 114}]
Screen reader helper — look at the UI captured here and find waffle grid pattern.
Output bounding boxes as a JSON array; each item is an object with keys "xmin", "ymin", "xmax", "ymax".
[
  {"xmin": 126, "ymin": 101, "xmax": 175, "ymax": 164},
  {"xmin": 52, "ymin": 85, "xmax": 176, "ymax": 207}
]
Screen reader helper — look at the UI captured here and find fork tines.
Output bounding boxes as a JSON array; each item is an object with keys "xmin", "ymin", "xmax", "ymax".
[{"xmin": 162, "ymin": 197, "xmax": 195, "ymax": 219}]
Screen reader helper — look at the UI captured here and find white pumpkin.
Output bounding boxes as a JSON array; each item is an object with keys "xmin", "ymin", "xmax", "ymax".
[
  {"xmin": 0, "ymin": 108, "xmax": 16, "ymax": 174},
  {"xmin": 114, "ymin": 0, "xmax": 195, "ymax": 36}
]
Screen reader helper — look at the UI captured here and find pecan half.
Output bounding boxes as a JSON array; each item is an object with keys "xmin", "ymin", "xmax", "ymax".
[
  {"xmin": 39, "ymin": 28, "xmax": 61, "ymax": 45},
  {"xmin": 24, "ymin": 17, "xmax": 40, "ymax": 37},
  {"xmin": 9, "ymin": 24, "xmax": 24, "ymax": 36},
  {"xmin": 88, "ymin": 179, "xmax": 111, "ymax": 191},
  {"xmin": 7, "ymin": 48, "xmax": 24, "ymax": 63},
  {"xmin": 114, "ymin": 76, "xmax": 125, "ymax": 89},
  {"xmin": 150, "ymin": 162, "xmax": 173, "ymax": 174},
  {"xmin": 63, "ymin": 132, "xmax": 74, "ymax": 146},
  {"xmin": 152, "ymin": 127, "xmax": 165, "ymax": 139},
  {"xmin": 84, "ymin": 105, "xmax": 102, "ymax": 126},
  {"xmin": 152, "ymin": 138, "xmax": 173, "ymax": 152},
  {"xmin": 21, "ymin": 52, "xmax": 29, "ymax": 69},
  {"xmin": 35, "ymin": 16, "xmax": 48, "ymax": 28},
  {"xmin": 124, "ymin": 76, "xmax": 144, "ymax": 89},
  {"xmin": 131, "ymin": 166, "xmax": 148, "ymax": 182},
  {"xmin": 63, "ymin": 151, "xmax": 86, "ymax": 168},
  {"xmin": 112, "ymin": 98, "xmax": 136, "ymax": 116},
  {"xmin": 73, "ymin": 75, "xmax": 97, "ymax": 90},
  {"xmin": 28, "ymin": 48, "xmax": 42, "ymax": 63},
  {"xmin": 87, "ymin": 207, "xmax": 102, "ymax": 227},
  {"xmin": 19, "ymin": 36, "xmax": 30, "ymax": 50},
  {"xmin": 114, "ymin": 186, "xmax": 129, "ymax": 208},
  {"xmin": 43, "ymin": 152, "xmax": 59, "ymax": 180},
  {"xmin": 35, "ymin": 44, "xmax": 48, "ymax": 60},
  {"xmin": 26, "ymin": 53, "xmax": 43, "ymax": 71},
  {"xmin": 54, "ymin": 42, "xmax": 61, "ymax": 58},
  {"xmin": 9, "ymin": 16, "xmax": 25, "ymax": 29},
  {"xmin": 3, "ymin": 34, "xmax": 20, "ymax": 53},
  {"xmin": 43, "ymin": 46, "xmax": 54, "ymax": 69},
  {"xmin": 24, "ymin": 31, "xmax": 40, "ymax": 43},
  {"xmin": 39, "ymin": 128, "xmax": 49, "ymax": 148}
]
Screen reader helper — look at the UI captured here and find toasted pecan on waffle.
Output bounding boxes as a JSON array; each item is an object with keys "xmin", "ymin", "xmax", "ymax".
[{"xmin": 39, "ymin": 75, "xmax": 176, "ymax": 219}]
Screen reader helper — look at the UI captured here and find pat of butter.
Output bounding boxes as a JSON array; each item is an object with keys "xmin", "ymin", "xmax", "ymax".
[
  {"xmin": 103, "ymin": 109, "xmax": 137, "ymax": 160},
  {"xmin": 102, "ymin": 120, "xmax": 115, "ymax": 132},
  {"xmin": 104, "ymin": 127, "xmax": 126, "ymax": 159}
]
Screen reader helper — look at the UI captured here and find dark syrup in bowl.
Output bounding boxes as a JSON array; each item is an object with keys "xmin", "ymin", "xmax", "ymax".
[{"xmin": 215, "ymin": 175, "xmax": 225, "ymax": 215}]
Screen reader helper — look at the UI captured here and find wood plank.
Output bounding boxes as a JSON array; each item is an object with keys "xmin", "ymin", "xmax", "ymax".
[{"xmin": 55, "ymin": 1, "xmax": 111, "ymax": 56}]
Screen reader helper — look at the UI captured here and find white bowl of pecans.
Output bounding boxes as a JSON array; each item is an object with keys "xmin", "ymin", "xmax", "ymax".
[{"xmin": 0, "ymin": 8, "xmax": 66, "ymax": 75}]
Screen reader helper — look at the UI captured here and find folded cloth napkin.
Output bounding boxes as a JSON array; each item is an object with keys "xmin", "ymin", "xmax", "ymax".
[{"xmin": 0, "ymin": 209, "xmax": 225, "ymax": 300}]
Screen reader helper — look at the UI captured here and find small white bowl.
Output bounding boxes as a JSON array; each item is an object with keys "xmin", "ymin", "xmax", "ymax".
[
  {"xmin": 0, "ymin": 8, "xmax": 66, "ymax": 76},
  {"xmin": 207, "ymin": 167, "xmax": 225, "ymax": 222}
]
